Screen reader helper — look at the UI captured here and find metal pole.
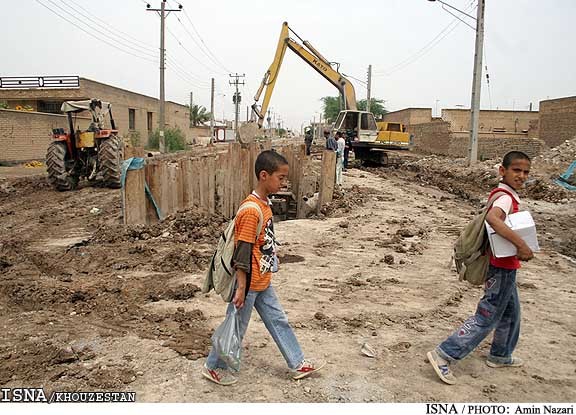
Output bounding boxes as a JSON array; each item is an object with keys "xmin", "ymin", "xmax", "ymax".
[
  {"xmin": 468, "ymin": 0, "xmax": 485, "ymax": 164},
  {"xmin": 159, "ymin": 0, "xmax": 166, "ymax": 153},
  {"xmin": 367, "ymin": 64, "xmax": 372, "ymax": 113},
  {"xmin": 210, "ymin": 78, "xmax": 215, "ymax": 141},
  {"xmin": 147, "ymin": 1, "xmax": 181, "ymax": 153}
]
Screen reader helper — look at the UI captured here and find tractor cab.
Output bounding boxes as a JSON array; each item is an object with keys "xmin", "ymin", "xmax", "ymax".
[{"xmin": 332, "ymin": 110, "xmax": 378, "ymax": 143}]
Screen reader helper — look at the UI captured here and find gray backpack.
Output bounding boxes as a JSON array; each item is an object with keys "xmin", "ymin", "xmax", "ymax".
[
  {"xmin": 202, "ymin": 201, "xmax": 264, "ymax": 302},
  {"xmin": 453, "ymin": 189, "xmax": 511, "ymax": 285}
]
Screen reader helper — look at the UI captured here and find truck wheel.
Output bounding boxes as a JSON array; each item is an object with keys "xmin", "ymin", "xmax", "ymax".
[
  {"xmin": 98, "ymin": 135, "xmax": 123, "ymax": 189},
  {"xmin": 46, "ymin": 141, "xmax": 79, "ymax": 191}
]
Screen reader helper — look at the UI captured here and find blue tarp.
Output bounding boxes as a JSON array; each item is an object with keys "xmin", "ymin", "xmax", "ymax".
[{"xmin": 554, "ymin": 160, "xmax": 576, "ymax": 191}]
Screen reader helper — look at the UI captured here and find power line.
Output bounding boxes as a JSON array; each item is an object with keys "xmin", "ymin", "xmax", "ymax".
[
  {"xmin": 166, "ymin": 27, "xmax": 227, "ymax": 75},
  {"xmin": 374, "ymin": 0, "xmax": 477, "ymax": 77},
  {"xmin": 35, "ymin": 0, "xmax": 158, "ymax": 63},
  {"xmin": 172, "ymin": 13, "xmax": 230, "ymax": 75},
  {"xmin": 182, "ymin": 8, "xmax": 232, "ymax": 73}
]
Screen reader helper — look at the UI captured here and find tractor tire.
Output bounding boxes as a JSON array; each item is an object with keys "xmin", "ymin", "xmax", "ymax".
[
  {"xmin": 98, "ymin": 135, "xmax": 123, "ymax": 189},
  {"xmin": 46, "ymin": 141, "xmax": 79, "ymax": 191}
]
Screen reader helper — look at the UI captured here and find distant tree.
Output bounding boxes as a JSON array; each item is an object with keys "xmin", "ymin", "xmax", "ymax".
[
  {"xmin": 357, "ymin": 99, "xmax": 387, "ymax": 119},
  {"xmin": 189, "ymin": 104, "xmax": 211, "ymax": 127},
  {"xmin": 322, "ymin": 96, "xmax": 388, "ymax": 123},
  {"xmin": 321, "ymin": 96, "xmax": 341, "ymax": 123}
]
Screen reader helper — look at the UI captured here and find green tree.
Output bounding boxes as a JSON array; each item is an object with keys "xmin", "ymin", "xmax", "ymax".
[
  {"xmin": 189, "ymin": 104, "xmax": 211, "ymax": 127},
  {"xmin": 322, "ymin": 96, "xmax": 388, "ymax": 122},
  {"xmin": 357, "ymin": 98, "xmax": 388, "ymax": 119},
  {"xmin": 321, "ymin": 96, "xmax": 341, "ymax": 123}
]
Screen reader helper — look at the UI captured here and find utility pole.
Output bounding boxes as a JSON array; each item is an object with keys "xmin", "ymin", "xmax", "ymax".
[
  {"xmin": 468, "ymin": 0, "xmax": 485, "ymax": 164},
  {"xmin": 229, "ymin": 73, "xmax": 245, "ymax": 141},
  {"xmin": 147, "ymin": 1, "xmax": 182, "ymax": 153},
  {"xmin": 210, "ymin": 78, "xmax": 215, "ymax": 141},
  {"xmin": 366, "ymin": 64, "xmax": 372, "ymax": 113},
  {"xmin": 189, "ymin": 91, "xmax": 193, "ymax": 128}
]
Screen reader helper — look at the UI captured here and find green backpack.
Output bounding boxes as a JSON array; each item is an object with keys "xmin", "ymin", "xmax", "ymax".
[
  {"xmin": 202, "ymin": 201, "xmax": 264, "ymax": 302},
  {"xmin": 453, "ymin": 189, "xmax": 511, "ymax": 285}
]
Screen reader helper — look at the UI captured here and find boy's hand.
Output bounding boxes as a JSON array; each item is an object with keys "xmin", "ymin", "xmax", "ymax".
[
  {"xmin": 517, "ymin": 244, "xmax": 534, "ymax": 261},
  {"xmin": 232, "ymin": 287, "xmax": 245, "ymax": 309}
]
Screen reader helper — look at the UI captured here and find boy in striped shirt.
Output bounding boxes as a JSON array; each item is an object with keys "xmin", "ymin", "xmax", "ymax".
[{"xmin": 202, "ymin": 150, "xmax": 326, "ymax": 386}]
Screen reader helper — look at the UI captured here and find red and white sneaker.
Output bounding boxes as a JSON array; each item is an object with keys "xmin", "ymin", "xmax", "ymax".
[
  {"xmin": 291, "ymin": 358, "xmax": 326, "ymax": 380},
  {"xmin": 201, "ymin": 365, "xmax": 238, "ymax": 386}
]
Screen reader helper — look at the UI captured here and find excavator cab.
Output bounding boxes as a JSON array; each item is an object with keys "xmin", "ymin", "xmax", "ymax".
[{"xmin": 332, "ymin": 110, "xmax": 378, "ymax": 142}]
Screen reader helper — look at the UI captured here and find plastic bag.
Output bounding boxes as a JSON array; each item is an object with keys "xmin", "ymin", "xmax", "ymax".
[{"xmin": 211, "ymin": 306, "xmax": 242, "ymax": 372}]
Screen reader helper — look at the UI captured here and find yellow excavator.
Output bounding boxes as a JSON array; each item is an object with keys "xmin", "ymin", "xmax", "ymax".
[{"xmin": 252, "ymin": 22, "xmax": 398, "ymax": 164}]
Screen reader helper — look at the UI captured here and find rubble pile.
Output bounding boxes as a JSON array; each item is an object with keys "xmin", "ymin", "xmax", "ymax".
[
  {"xmin": 401, "ymin": 153, "xmax": 574, "ymax": 203},
  {"xmin": 532, "ymin": 137, "xmax": 576, "ymax": 177}
]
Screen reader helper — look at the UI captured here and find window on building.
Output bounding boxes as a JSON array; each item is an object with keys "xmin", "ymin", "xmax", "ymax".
[
  {"xmin": 37, "ymin": 100, "xmax": 63, "ymax": 114},
  {"xmin": 147, "ymin": 112, "xmax": 153, "ymax": 131},
  {"xmin": 129, "ymin": 108, "xmax": 136, "ymax": 130}
]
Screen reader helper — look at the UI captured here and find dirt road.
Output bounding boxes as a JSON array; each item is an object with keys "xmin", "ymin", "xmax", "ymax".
[{"xmin": 1, "ymin": 164, "xmax": 574, "ymax": 402}]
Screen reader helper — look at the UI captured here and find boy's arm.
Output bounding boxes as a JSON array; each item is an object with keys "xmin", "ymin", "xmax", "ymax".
[
  {"xmin": 486, "ymin": 207, "xmax": 534, "ymax": 261},
  {"xmin": 232, "ymin": 269, "xmax": 247, "ymax": 309}
]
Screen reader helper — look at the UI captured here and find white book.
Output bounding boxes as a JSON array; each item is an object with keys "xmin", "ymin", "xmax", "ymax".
[{"xmin": 485, "ymin": 211, "xmax": 540, "ymax": 258}]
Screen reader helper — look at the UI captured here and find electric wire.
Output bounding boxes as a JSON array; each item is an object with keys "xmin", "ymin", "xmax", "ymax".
[
  {"xmin": 166, "ymin": 27, "xmax": 227, "ymax": 76},
  {"xmin": 374, "ymin": 0, "xmax": 477, "ymax": 77},
  {"xmin": 35, "ymin": 0, "xmax": 158, "ymax": 63}
]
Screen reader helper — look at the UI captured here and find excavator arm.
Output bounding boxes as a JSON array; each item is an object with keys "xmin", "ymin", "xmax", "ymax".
[{"xmin": 252, "ymin": 22, "xmax": 357, "ymax": 128}]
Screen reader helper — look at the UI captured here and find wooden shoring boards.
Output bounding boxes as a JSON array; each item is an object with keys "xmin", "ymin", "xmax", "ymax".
[
  {"xmin": 249, "ymin": 142, "xmax": 259, "ymax": 192},
  {"xmin": 229, "ymin": 143, "xmax": 242, "ymax": 215},
  {"xmin": 296, "ymin": 159, "xmax": 318, "ymax": 219},
  {"xmin": 207, "ymin": 157, "xmax": 216, "ymax": 214},
  {"xmin": 318, "ymin": 150, "xmax": 336, "ymax": 214},
  {"xmin": 215, "ymin": 152, "xmax": 226, "ymax": 216},
  {"xmin": 191, "ymin": 158, "xmax": 201, "ymax": 210},
  {"xmin": 180, "ymin": 158, "xmax": 194, "ymax": 211},
  {"xmin": 198, "ymin": 156, "xmax": 208, "ymax": 213},
  {"xmin": 123, "ymin": 162, "xmax": 147, "ymax": 225},
  {"xmin": 145, "ymin": 160, "xmax": 162, "ymax": 224},
  {"xmin": 240, "ymin": 146, "xmax": 251, "ymax": 204},
  {"xmin": 166, "ymin": 162, "xmax": 179, "ymax": 215}
]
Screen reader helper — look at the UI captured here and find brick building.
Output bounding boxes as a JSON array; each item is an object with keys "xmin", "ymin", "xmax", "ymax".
[
  {"xmin": 538, "ymin": 96, "xmax": 576, "ymax": 147},
  {"xmin": 382, "ymin": 106, "xmax": 542, "ymax": 160},
  {"xmin": 0, "ymin": 77, "xmax": 195, "ymax": 162}
]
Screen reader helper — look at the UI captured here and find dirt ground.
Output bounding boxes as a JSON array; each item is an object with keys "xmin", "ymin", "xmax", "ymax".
[{"xmin": 1, "ymin": 151, "xmax": 575, "ymax": 403}]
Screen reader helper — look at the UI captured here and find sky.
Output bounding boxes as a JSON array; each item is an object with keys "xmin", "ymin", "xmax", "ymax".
[{"xmin": 2, "ymin": 0, "xmax": 575, "ymax": 132}]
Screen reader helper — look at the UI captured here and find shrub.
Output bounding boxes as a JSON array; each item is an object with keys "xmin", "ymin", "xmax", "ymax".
[{"xmin": 148, "ymin": 127, "xmax": 186, "ymax": 152}]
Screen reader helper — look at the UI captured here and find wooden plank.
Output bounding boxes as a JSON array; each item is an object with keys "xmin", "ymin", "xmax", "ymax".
[
  {"xmin": 229, "ymin": 142, "xmax": 242, "ymax": 213},
  {"xmin": 317, "ymin": 150, "xmax": 336, "ymax": 214},
  {"xmin": 190, "ymin": 159, "xmax": 201, "ymax": 209},
  {"xmin": 175, "ymin": 160, "xmax": 184, "ymax": 212},
  {"xmin": 215, "ymin": 154, "xmax": 225, "ymax": 216},
  {"xmin": 123, "ymin": 164, "xmax": 147, "ymax": 225},
  {"xmin": 249, "ymin": 142, "xmax": 259, "ymax": 191},
  {"xmin": 166, "ymin": 162, "xmax": 179, "ymax": 215},
  {"xmin": 296, "ymin": 159, "xmax": 318, "ymax": 219},
  {"xmin": 145, "ymin": 161, "xmax": 162, "ymax": 223},
  {"xmin": 158, "ymin": 162, "xmax": 170, "ymax": 218},
  {"xmin": 198, "ymin": 157, "xmax": 207, "ymax": 212},
  {"xmin": 207, "ymin": 157, "xmax": 216, "ymax": 214},
  {"xmin": 240, "ymin": 147, "xmax": 250, "ymax": 200},
  {"xmin": 180, "ymin": 158, "xmax": 193, "ymax": 210}
]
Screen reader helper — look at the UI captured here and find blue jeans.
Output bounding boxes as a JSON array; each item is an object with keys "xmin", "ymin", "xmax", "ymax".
[
  {"xmin": 437, "ymin": 265, "xmax": 521, "ymax": 364},
  {"xmin": 206, "ymin": 285, "xmax": 305, "ymax": 370}
]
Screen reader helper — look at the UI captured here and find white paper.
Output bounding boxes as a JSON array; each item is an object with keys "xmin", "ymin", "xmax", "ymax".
[{"xmin": 485, "ymin": 211, "xmax": 540, "ymax": 258}]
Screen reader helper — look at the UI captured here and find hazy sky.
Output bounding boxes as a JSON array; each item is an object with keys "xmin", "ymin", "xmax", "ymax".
[{"xmin": 2, "ymin": 0, "xmax": 575, "ymax": 131}]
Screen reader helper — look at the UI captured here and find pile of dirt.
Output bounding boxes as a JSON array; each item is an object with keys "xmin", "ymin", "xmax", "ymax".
[
  {"xmin": 0, "ymin": 175, "xmax": 51, "ymax": 198},
  {"xmin": 91, "ymin": 210, "xmax": 228, "ymax": 245},
  {"xmin": 320, "ymin": 185, "xmax": 376, "ymax": 216},
  {"xmin": 532, "ymin": 137, "xmax": 576, "ymax": 177},
  {"xmin": 399, "ymin": 155, "xmax": 574, "ymax": 203}
]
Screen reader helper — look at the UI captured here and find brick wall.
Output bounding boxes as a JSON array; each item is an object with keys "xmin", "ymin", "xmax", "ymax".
[
  {"xmin": 441, "ymin": 109, "xmax": 539, "ymax": 134},
  {"xmin": 411, "ymin": 121, "xmax": 453, "ymax": 154},
  {"xmin": 539, "ymin": 96, "xmax": 576, "ymax": 147},
  {"xmin": 0, "ymin": 109, "xmax": 90, "ymax": 162},
  {"xmin": 0, "ymin": 77, "xmax": 194, "ymax": 149},
  {"xmin": 411, "ymin": 121, "xmax": 543, "ymax": 160},
  {"xmin": 449, "ymin": 132, "xmax": 544, "ymax": 160},
  {"xmin": 382, "ymin": 108, "xmax": 432, "ymax": 129}
]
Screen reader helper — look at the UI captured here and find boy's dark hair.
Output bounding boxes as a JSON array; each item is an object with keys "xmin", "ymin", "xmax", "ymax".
[
  {"xmin": 254, "ymin": 150, "xmax": 288, "ymax": 180},
  {"xmin": 502, "ymin": 151, "xmax": 531, "ymax": 168}
]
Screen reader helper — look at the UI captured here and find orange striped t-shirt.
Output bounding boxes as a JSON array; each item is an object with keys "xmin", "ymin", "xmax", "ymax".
[{"xmin": 234, "ymin": 193, "xmax": 275, "ymax": 291}]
